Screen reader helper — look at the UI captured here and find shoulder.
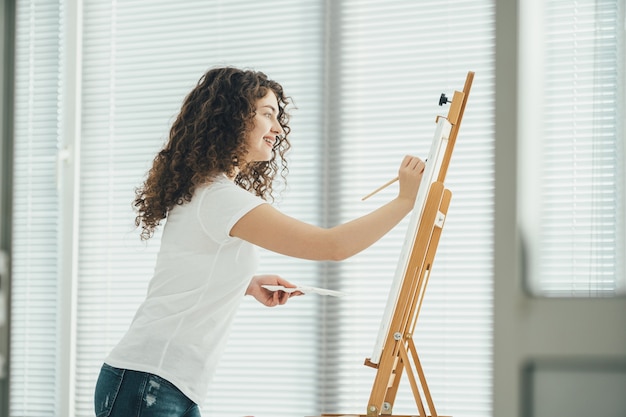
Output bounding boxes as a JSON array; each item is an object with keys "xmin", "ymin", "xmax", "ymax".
[
  {"xmin": 197, "ymin": 175, "xmax": 261, "ymax": 203},
  {"xmin": 195, "ymin": 175, "xmax": 265, "ymax": 220},
  {"xmin": 193, "ymin": 175, "xmax": 267, "ymax": 242}
]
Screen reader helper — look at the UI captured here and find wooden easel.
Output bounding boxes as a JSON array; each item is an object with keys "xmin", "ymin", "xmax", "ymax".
[{"xmin": 313, "ymin": 72, "xmax": 474, "ymax": 417}]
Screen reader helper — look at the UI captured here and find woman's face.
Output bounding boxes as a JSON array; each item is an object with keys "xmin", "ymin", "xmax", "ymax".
[{"xmin": 244, "ymin": 91, "xmax": 284, "ymax": 164}]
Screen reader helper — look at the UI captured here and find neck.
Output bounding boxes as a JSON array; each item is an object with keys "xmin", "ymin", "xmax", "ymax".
[{"xmin": 226, "ymin": 168, "xmax": 239, "ymax": 181}]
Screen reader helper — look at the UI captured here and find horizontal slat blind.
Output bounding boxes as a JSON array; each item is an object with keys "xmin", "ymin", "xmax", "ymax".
[
  {"xmin": 10, "ymin": 0, "xmax": 62, "ymax": 416},
  {"xmin": 324, "ymin": 2, "xmax": 495, "ymax": 416},
  {"xmin": 13, "ymin": 2, "xmax": 498, "ymax": 417},
  {"xmin": 76, "ymin": 1, "xmax": 323, "ymax": 417},
  {"xmin": 535, "ymin": 0, "xmax": 624, "ymax": 296}
]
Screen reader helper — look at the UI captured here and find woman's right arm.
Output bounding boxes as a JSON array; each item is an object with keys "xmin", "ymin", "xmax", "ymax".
[{"xmin": 230, "ymin": 155, "xmax": 425, "ymax": 261}]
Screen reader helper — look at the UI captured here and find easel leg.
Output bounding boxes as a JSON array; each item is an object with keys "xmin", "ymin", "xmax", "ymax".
[
  {"xmin": 397, "ymin": 343, "xmax": 428, "ymax": 417},
  {"xmin": 407, "ymin": 338, "xmax": 438, "ymax": 417}
]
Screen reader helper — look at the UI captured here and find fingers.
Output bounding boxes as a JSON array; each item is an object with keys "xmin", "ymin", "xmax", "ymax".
[
  {"xmin": 397, "ymin": 155, "xmax": 426, "ymax": 202},
  {"xmin": 402, "ymin": 155, "xmax": 425, "ymax": 172},
  {"xmin": 266, "ymin": 286, "xmax": 291, "ymax": 307},
  {"xmin": 278, "ymin": 290, "xmax": 289, "ymax": 305},
  {"xmin": 276, "ymin": 277, "xmax": 302, "ymax": 298},
  {"xmin": 256, "ymin": 275, "xmax": 303, "ymax": 306},
  {"xmin": 276, "ymin": 276, "xmax": 296, "ymax": 288}
]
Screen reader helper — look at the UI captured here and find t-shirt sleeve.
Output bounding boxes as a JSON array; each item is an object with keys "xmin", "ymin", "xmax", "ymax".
[{"xmin": 196, "ymin": 180, "xmax": 266, "ymax": 244}]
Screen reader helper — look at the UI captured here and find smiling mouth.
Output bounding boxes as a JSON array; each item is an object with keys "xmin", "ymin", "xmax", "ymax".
[{"xmin": 263, "ymin": 137, "xmax": 275, "ymax": 147}]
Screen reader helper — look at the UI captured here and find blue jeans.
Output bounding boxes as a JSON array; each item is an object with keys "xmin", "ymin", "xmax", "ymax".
[{"xmin": 94, "ymin": 363, "xmax": 201, "ymax": 417}]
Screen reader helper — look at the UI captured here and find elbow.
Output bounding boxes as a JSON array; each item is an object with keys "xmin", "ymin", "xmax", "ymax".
[
  {"xmin": 329, "ymin": 247, "xmax": 351, "ymax": 262},
  {"xmin": 307, "ymin": 229, "xmax": 353, "ymax": 261},
  {"xmin": 327, "ymin": 251, "xmax": 347, "ymax": 262},
  {"xmin": 323, "ymin": 233, "xmax": 352, "ymax": 261}
]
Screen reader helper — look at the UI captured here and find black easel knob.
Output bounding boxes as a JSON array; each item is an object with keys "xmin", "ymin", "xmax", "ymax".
[{"xmin": 439, "ymin": 93, "xmax": 450, "ymax": 106}]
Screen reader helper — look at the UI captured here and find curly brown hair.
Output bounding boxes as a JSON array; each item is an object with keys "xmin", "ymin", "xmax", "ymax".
[{"xmin": 134, "ymin": 67, "xmax": 292, "ymax": 240}]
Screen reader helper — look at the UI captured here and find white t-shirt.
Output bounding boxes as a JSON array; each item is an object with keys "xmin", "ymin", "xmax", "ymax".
[{"xmin": 105, "ymin": 174, "xmax": 266, "ymax": 405}]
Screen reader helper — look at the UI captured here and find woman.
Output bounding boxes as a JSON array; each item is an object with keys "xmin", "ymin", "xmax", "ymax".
[{"xmin": 94, "ymin": 66, "xmax": 425, "ymax": 417}]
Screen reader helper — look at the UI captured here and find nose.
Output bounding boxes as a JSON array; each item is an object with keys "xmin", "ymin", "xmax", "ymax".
[{"xmin": 271, "ymin": 120, "xmax": 284, "ymax": 137}]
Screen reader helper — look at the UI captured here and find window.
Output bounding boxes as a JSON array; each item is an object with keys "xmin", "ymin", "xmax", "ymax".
[
  {"xmin": 10, "ymin": 0, "xmax": 62, "ymax": 414},
  {"xmin": 328, "ymin": 3, "xmax": 494, "ymax": 415},
  {"xmin": 519, "ymin": 0, "xmax": 625, "ymax": 297},
  {"xmin": 11, "ymin": 1, "xmax": 496, "ymax": 416}
]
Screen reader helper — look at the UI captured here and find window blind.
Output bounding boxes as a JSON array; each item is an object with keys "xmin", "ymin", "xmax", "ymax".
[
  {"xmin": 323, "ymin": 2, "xmax": 495, "ymax": 416},
  {"xmin": 533, "ymin": 0, "xmax": 624, "ymax": 296},
  {"xmin": 10, "ymin": 0, "xmax": 62, "ymax": 416},
  {"xmin": 11, "ymin": 1, "xmax": 497, "ymax": 417},
  {"xmin": 76, "ymin": 1, "xmax": 324, "ymax": 417}
]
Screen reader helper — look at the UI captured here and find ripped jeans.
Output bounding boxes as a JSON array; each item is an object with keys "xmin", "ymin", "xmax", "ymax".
[{"xmin": 94, "ymin": 363, "xmax": 201, "ymax": 417}]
